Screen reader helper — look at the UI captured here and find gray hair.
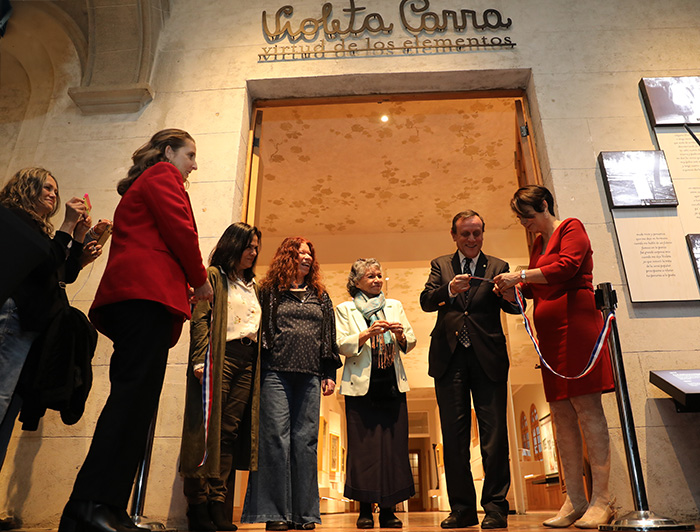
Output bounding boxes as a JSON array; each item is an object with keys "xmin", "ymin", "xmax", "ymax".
[{"xmin": 347, "ymin": 258, "xmax": 382, "ymax": 296}]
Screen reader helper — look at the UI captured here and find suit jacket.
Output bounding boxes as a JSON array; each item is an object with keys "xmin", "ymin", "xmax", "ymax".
[
  {"xmin": 335, "ymin": 298, "xmax": 416, "ymax": 396},
  {"xmin": 90, "ymin": 162, "xmax": 207, "ymax": 346},
  {"xmin": 420, "ymin": 251, "xmax": 520, "ymax": 382}
]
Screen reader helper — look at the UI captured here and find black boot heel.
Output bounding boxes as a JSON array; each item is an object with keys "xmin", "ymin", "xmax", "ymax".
[{"xmin": 58, "ymin": 500, "xmax": 123, "ymax": 532}]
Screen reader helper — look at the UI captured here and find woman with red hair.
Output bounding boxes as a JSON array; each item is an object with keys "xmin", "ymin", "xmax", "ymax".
[{"xmin": 242, "ymin": 237, "xmax": 340, "ymax": 531}]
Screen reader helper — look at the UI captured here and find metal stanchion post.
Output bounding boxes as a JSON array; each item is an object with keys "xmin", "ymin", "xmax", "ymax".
[
  {"xmin": 595, "ymin": 283, "xmax": 694, "ymax": 531},
  {"xmin": 129, "ymin": 409, "xmax": 175, "ymax": 532}
]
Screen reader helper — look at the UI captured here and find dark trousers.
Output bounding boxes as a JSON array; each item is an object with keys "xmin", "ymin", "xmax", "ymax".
[
  {"xmin": 70, "ymin": 300, "xmax": 174, "ymax": 509},
  {"xmin": 434, "ymin": 343, "xmax": 510, "ymax": 516},
  {"xmin": 184, "ymin": 339, "xmax": 255, "ymax": 504}
]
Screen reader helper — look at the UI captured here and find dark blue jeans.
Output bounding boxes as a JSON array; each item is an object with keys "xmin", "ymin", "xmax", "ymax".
[
  {"xmin": 0, "ymin": 298, "xmax": 38, "ymax": 421},
  {"xmin": 0, "ymin": 298, "xmax": 39, "ymax": 471},
  {"xmin": 242, "ymin": 370, "xmax": 321, "ymax": 525}
]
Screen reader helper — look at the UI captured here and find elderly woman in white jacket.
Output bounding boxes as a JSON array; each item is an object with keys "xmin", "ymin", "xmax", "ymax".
[{"xmin": 335, "ymin": 258, "xmax": 417, "ymax": 530}]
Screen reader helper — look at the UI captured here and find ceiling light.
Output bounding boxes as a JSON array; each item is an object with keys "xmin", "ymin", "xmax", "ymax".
[{"xmin": 380, "ymin": 115, "xmax": 389, "ymax": 123}]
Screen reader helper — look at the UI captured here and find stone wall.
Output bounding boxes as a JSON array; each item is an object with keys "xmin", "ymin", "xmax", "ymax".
[{"xmin": 1, "ymin": 0, "xmax": 699, "ymax": 526}]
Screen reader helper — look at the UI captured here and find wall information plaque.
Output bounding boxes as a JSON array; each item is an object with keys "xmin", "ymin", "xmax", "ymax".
[{"xmin": 599, "ymin": 78, "xmax": 700, "ymax": 302}]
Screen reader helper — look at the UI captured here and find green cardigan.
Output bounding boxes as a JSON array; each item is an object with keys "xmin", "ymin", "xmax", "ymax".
[{"xmin": 179, "ymin": 266, "xmax": 261, "ymax": 477}]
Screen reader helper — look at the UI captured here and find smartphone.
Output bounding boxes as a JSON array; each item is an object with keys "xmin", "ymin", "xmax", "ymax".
[{"xmin": 96, "ymin": 224, "xmax": 113, "ymax": 246}]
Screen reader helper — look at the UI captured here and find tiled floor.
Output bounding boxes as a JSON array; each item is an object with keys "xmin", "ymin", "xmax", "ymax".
[
  {"xmin": 10, "ymin": 510, "xmax": 698, "ymax": 532},
  {"xmin": 234, "ymin": 511, "xmax": 697, "ymax": 532}
]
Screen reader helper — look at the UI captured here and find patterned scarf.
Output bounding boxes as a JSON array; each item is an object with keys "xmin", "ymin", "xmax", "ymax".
[{"xmin": 353, "ymin": 291, "xmax": 395, "ymax": 369}]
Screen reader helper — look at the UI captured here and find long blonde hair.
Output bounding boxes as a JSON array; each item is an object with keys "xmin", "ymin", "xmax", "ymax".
[{"xmin": 0, "ymin": 167, "xmax": 59, "ymax": 235}]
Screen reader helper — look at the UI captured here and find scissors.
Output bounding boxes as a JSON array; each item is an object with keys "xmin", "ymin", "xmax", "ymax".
[{"xmin": 469, "ymin": 275, "xmax": 495, "ymax": 283}]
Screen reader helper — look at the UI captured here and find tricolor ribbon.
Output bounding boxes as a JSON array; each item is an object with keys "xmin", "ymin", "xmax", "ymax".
[
  {"xmin": 515, "ymin": 288, "xmax": 615, "ymax": 380},
  {"xmin": 198, "ymin": 309, "xmax": 214, "ymax": 467}
]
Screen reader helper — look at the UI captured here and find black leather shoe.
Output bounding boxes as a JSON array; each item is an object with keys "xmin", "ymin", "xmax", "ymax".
[
  {"xmin": 265, "ymin": 522, "xmax": 289, "ymax": 531},
  {"xmin": 58, "ymin": 500, "xmax": 126, "ymax": 532},
  {"xmin": 110, "ymin": 508, "xmax": 140, "ymax": 531},
  {"xmin": 481, "ymin": 512, "xmax": 508, "ymax": 529},
  {"xmin": 295, "ymin": 524, "xmax": 315, "ymax": 530},
  {"xmin": 441, "ymin": 510, "xmax": 479, "ymax": 529},
  {"xmin": 357, "ymin": 515, "xmax": 374, "ymax": 529},
  {"xmin": 378, "ymin": 509, "xmax": 402, "ymax": 528}
]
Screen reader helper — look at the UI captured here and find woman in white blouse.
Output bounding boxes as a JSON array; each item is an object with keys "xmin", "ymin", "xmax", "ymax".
[
  {"xmin": 179, "ymin": 222, "xmax": 262, "ymax": 532},
  {"xmin": 335, "ymin": 258, "xmax": 417, "ymax": 529}
]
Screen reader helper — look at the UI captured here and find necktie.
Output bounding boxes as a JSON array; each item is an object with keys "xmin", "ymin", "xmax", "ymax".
[
  {"xmin": 463, "ymin": 258, "xmax": 472, "ymax": 276},
  {"xmin": 458, "ymin": 259, "xmax": 471, "ymax": 348}
]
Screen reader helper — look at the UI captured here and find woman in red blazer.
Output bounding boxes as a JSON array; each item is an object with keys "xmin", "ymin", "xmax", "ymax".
[{"xmin": 59, "ymin": 129, "xmax": 213, "ymax": 532}]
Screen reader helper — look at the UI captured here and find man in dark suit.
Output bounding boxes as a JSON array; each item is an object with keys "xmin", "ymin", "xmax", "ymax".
[{"xmin": 420, "ymin": 210, "xmax": 520, "ymax": 529}]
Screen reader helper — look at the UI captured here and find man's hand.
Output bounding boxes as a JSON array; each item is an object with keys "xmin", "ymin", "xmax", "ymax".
[{"xmin": 450, "ymin": 273, "xmax": 472, "ymax": 294}]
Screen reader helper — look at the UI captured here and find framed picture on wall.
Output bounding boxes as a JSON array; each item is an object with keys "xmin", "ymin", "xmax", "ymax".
[
  {"xmin": 318, "ymin": 417, "xmax": 327, "ymax": 471},
  {"xmin": 434, "ymin": 443, "xmax": 443, "ymax": 468},
  {"xmin": 330, "ymin": 433, "xmax": 340, "ymax": 472},
  {"xmin": 686, "ymin": 234, "xmax": 700, "ymax": 286},
  {"xmin": 640, "ymin": 77, "xmax": 700, "ymax": 127},
  {"xmin": 539, "ymin": 413, "xmax": 559, "ymax": 476},
  {"xmin": 598, "ymin": 151, "xmax": 678, "ymax": 208}
]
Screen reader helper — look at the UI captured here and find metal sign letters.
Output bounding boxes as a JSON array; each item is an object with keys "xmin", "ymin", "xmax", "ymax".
[{"xmin": 259, "ymin": 0, "xmax": 516, "ymax": 61}]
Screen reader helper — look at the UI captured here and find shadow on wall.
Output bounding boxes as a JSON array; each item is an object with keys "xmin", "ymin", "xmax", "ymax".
[
  {"xmin": 167, "ymin": 473, "xmax": 188, "ymax": 529},
  {"xmin": 3, "ymin": 426, "xmax": 42, "ymax": 522},
  {"xmin": 647, "ymin": 398, "xmax": 700, "ymax": 520}
]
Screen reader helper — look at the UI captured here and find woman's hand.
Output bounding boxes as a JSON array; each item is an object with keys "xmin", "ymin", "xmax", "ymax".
[
  {"xmin": 92, "ymin": 219, "xmax": 112, "ymax": 238},
  {"xmin": 74, "ymin": 213, "xmax": 92, "ymax": 242},
  {"xmin": 494, "ymin": 285, "xmax": 517, "ymax": 303},
  {"xmin": 368, "ymin": 320, "xmax": 390, "ymax": 337},
  {"xmin": 358, "ymin": 320, "xmax": 390, "ymax": 347},
  {"xmin": 386, "ymin": 321, "xmax": 403, "ymax": 336},
  {"xmin": 58, "ymin": 197, "xmax": 88, "ymax": 235},
  {"xmin": 80, "ymin": 241, "xmax": 103, "ymax": 268},
  {"xmin": 387, "ymin": 321, "xmax": 407, "ymax": 349},
  {"xmin": 321, "ymin": 379, "xmax": 335, "ymax": 396},
  {"xmin": 190, "ymin": 279, "xmax": 214, "ymax": 303},
  {"xmin": 387, "ymin": 321, "xmax": 406, "ymax": 341},
  {"xmin": 494, "ymin": 272, "xmax": 521, "ymax": 292}
]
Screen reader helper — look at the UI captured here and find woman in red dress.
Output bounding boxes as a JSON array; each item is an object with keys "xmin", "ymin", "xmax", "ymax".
[{"xmin": 494, "ymin": 185, "xmax": 615, "ymax": 529}]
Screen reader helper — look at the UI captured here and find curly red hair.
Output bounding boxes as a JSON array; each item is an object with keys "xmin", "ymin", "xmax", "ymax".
[{"xmin": 261, "ymin": 236, "xmax": 326, "ymax": 295}]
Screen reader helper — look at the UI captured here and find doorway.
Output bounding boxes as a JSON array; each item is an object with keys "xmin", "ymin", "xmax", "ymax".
[
  {"xmin": 408, "ymin": 450, "xmax": 424, "ymax": 512},
  {"xmin": 242, "ymin": 90, "xmax": 546, "ymax": 514}
]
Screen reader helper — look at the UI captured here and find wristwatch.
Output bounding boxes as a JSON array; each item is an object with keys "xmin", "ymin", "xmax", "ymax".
[{"xmin": 520, "ymin": 270, "xmax": 527, "ymax": 281}]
